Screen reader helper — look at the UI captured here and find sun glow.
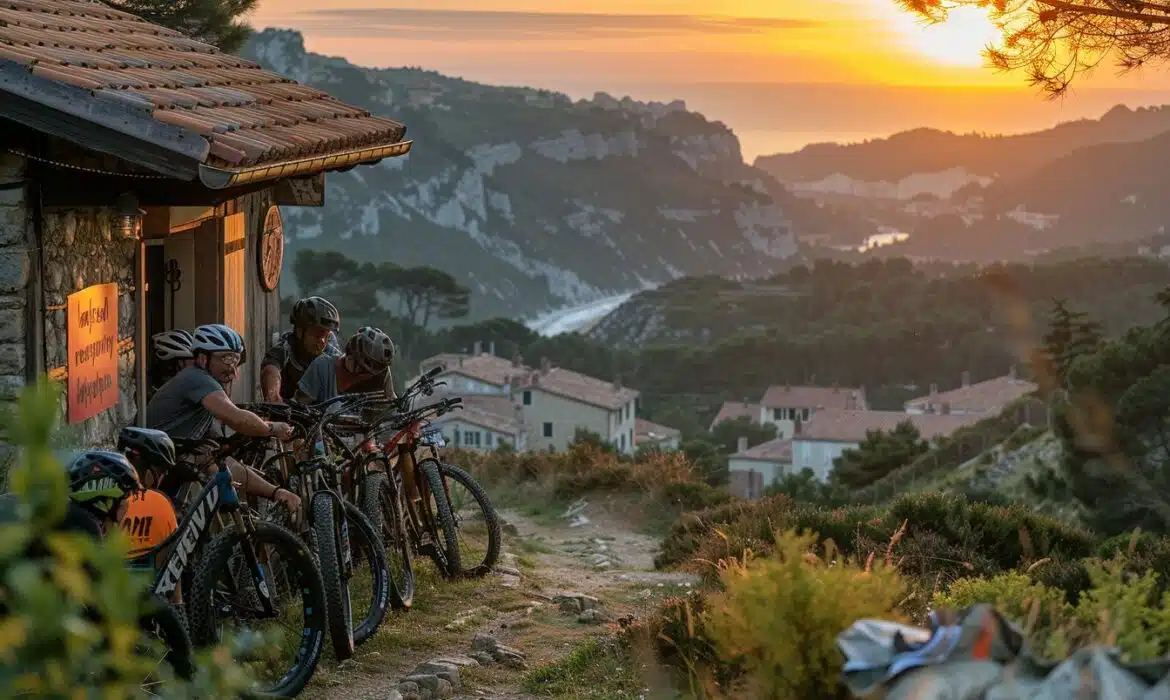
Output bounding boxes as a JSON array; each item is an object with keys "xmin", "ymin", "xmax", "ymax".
[{"xmin": 892, "ymin": 5, "xmax": 1001, "ymax": 68}]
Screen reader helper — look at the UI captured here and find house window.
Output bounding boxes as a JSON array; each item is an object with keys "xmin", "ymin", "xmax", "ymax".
[
  {"xmin": 802, "ymin": 408, "xmax": 810, "ymax": 422},
  {"xmin": 454, "ymin": 430, "xmax": 461, "ymax": 446},
  {"xmin": 542, "ymin": 422, "xmax": 553, "ymax": 438},
  {"xmin": 773, "ymin": 408, "xmax": 782, "ymax": 421},
  {"xmin": 620, "ymin": 433, "xmax": 626, "ymax": 451},
  {"xmin": 484, "ymin": 433, "xmax": 492, "ymax": 447},
  {"xmin": 523, "ymin": 390, "xmax": 532, "ymax": 406}
]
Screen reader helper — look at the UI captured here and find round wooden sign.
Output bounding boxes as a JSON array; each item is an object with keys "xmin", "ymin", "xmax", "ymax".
[{"xmin": 259, "ymin": 205, "xmax": 284, "ymax": 292}]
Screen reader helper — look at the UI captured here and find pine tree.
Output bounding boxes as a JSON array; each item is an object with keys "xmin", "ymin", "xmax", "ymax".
[
  {"xmin": 1040, "ymin": 298, "xmax": 1102, "ymax": 387},
  {"xmin": 108, "ymin": 0, "xmax": 257, "ymax": 53}
]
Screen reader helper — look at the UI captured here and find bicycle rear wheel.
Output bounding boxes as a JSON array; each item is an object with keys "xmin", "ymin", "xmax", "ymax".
[
  {"xmin": 188, "ymin": 520, "xmax": 327, "ymax": 699},
  {"xmin": 343, "ymin": 500, "xmax": 391, "ymax": 645},
  {"xmin": 360, "ymin": 470, "xmax": 414, "ymax": 609}
]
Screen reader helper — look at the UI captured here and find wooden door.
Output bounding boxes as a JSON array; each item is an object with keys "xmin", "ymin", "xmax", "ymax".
[{"xmin": 222, "ymin": 213, "xmax": 247, "ymax": 400}]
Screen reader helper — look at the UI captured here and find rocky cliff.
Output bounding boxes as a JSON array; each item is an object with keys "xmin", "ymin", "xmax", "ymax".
[{"xmin": 242, "ymin": 30, "xmax": 798, "ymax": 321}]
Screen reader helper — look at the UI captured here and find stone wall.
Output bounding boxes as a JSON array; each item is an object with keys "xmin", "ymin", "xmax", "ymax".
[
  {"xmin": 42, "ymin": 208, "xmax": 138, "ymax": 447},
  {"xmin": 0, "ymin": 152, "xmax": 28, "ymax": 405}
]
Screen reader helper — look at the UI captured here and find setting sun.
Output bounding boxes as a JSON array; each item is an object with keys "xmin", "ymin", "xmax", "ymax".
[{"xmin": 891, "ymin": 4, "xmax": 1001, "ymax": 67}]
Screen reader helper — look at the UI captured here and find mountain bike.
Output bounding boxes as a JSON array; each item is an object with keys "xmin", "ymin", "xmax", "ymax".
[
  {"xmin": 246, "ymin": 395, "xmax": 391, "ymax": 660},
  {"xmin": 121, "ymin": 428, "xmax": 328, "ymax": 699}
]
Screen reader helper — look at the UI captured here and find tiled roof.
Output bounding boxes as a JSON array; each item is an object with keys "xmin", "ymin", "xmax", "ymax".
[
  {"xmin": 732, "ymin": 437, "xmax": 793, "ymax": 462},
  {"xmin": 515, "ymin": 367, "xmax": 639, "ymax": 411},
  {"xmin": 635, "ymin": 418, "xmax": 680, "ymax": 445},
  {"xmin": 797, "ymin": 409, "xmax": 981, "ymax": 444},
  {"xmin": 708, "ymin": 401, "xmax": 760, "ymax": 431},
  {"xmin": 426, "ymin": 353, "xmax": 528, "ymax": 387},
  {"xmin": 760, "ymin": 385, "xmax": 865, "ymax": 411},
  {"xmin": 0, "ymin": 0, "xmax": 408, "ymax": 175},
  {"xmin": 905, "ymin": 375, "xmax": 1037, "ymax": 415},
  {"xmin": 437, "ymin": 405, "xmax": 519, "ymax": 436}
]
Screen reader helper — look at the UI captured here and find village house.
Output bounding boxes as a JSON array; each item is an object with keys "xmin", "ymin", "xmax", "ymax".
[
  {"xmin": 904, "ymin": 368, "xmax": 1037, "ymax": 416},
  {"xmin": 0, "ymin": 0, "xmax": 411, "ymax": 446},
  {"xmin": 634, "ymin": 418, "xmax": 681, "ymax": 451},
  {"xmin": 413, "ymin": 342, "xmax": 525, "ymax": 396},
  {"xmin": 759, "ymin": 385, "xmax": 867, "ymax": 439},
  {"xmin": 434, "ymin": 395, "xmax": 525, "ymax": 451},
  {"xmin": 791, "ymin": 409, "xmax": 981, "ymax": 482},
  {"xmin": 512, "ymin": 358, "xmax": 639, "ymax": 454},
  {"xmin": 727, "ymin": 436, "xmax": 793, "ymax": 500},
  {"xmin": 708, "ymin": 400, "xmax": 760, "ymax": 431}
]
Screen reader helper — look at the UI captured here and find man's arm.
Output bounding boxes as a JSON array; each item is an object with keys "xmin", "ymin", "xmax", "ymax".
[
  {"xmin": 201, "ymin": 391, "xmax": 273, "ymax": 437},
  {"xmin": 260, "ymin": 364, "xmax": 283, "ymax": 403}
]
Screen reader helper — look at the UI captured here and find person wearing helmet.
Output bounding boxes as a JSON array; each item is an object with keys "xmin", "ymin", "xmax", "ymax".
[
  {"xmin": 261, "ymin": 296, "xmax": 342, "ymax": 403},
  {"xmin": 146, "ymin": 323, "xmax": 300, "ymax": 512},
  {"xmin": 149, "ymin": 329, "xmax": 196, "ymax": 402},
  {"xmin": 295, "ymin": 326, "xmax": 397, "ymax": 405}
]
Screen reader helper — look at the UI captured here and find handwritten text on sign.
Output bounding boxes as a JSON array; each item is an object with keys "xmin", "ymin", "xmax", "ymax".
[{"xmin": 67, "ymin": 283, "xmax": 119, "ymax": 424}]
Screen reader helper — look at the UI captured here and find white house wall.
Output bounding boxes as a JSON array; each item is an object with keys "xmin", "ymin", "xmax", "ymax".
[
  {"xmin": 440, "ymin": 418, "xmax": 521, "ymax": 451},
  {"xmin": 516, "ymin": 386, "xmax": 636, "ymax": 454},
  {"xmin": 728, "ymin": 457, "xmax": 787, "ymax": 486},
  {"xmin": 792, "ymin": 439, "xmax": 859, "ymax": 481}
]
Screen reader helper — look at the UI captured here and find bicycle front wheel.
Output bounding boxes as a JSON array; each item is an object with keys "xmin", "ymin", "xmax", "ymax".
[
  {"xmin": 188, "ymin": 520, "xmax": 327, "ymax": 699},
  {"xmin": 418, "ymin": 458, "xmax": 462, "ymax": 579},
  {"xmin": 360, "ymin": 470, "xmax": 414, "ymax": 609},
  {"xmin": 311, "ymin": 493, "xmax": 356, "ymax": 660},
  {"xmin": 439, "ymin": 462, "xmax": 502, "ymax": 578},
  {"xmin": 343, "ymin": 500, "xmax": 391, "ymax": 645}
]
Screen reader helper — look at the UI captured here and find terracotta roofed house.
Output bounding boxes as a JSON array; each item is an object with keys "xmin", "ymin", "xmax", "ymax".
[
  {"xmin": 634, "ymin": 418, "xmax": 681, "ymax": 451},
  {"xmin": 728, "ymin": 436, "xmax": 793, "ymax": 499},
  {"xmin": 708, "ymin": 401, "xmax": 761, "ymax": 432},
  {"xmin": 759, "ymin": 385, "xmax": 867, "ymax": 439},
  {"xmin": 412, "ymin": 342, "xmax": 529, "ymax": 396},
  {"xmin": 905, "ymin": 368, "xmax": 1037, "ymax": 416},
  {"xmin": 0, "ymin": 0, "xmax": 411, "ymax": 444},
  {"xmin": 512, "ymin": 358, "xmax": 640, "ymax": 454},
  {"xmin": 435, "ymin": 395, "xmax": 526, "ymax": 451},
  {"xmin": 792, "ymin": 409, "xmax": 981, "ymax": 481}
]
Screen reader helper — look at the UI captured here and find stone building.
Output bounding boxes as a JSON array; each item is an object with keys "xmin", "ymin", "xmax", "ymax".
[{"xmin": 0, "ymin": 0, "xmax": 411, "ymax": 446}]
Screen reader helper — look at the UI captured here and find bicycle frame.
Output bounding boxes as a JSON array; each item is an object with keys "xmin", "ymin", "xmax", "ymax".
[{"xmin": 148, "ymin": 470, "xmax": 276, "ymax": 617}]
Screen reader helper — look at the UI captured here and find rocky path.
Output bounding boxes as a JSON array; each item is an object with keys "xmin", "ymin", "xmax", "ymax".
[{"xmin": 305, "ymin": 496, "xmax": 699, "ymax": 700}]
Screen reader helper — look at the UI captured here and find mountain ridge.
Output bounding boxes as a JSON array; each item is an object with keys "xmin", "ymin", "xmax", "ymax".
[{"xmin": 243, "ymin": 29, "xmax": 800, "ymax": 321}]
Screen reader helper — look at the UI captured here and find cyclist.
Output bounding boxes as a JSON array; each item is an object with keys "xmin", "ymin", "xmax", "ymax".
[
  {"xmin": 294, "ymin": 326, "xmax": 397, "ymax": 405},
  {"xmin": 261, "ymin": 296, "xmax": 342, "ymax": 403},
  {"xmin": 148, "ymin": 329, "xmax": 196, "ymax": 402},
  {"xmin": 146, "ymin": 323, "xmax": 300, "ymax": 512}
]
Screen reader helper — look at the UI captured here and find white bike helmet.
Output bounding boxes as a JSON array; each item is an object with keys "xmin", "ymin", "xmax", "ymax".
[
  {"xmin": 192, "ymin": 324, "xmax": 246, "ymax": 360},
  {"xmin": 152, "ymin": 329, "xmax": 194, "ymax": 361},
  {"xmin": 345, "ymin": 326, "xmax": 394, "ymax": 374}
]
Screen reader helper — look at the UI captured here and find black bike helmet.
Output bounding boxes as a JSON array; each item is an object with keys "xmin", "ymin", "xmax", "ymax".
[
  {"xmin": 117, "ymin": 427, "xmax": 177, "ymax": 472},
  {"xmin": 65, "ymin": 450, "xmax": 141, "ymax": 520},
  {"xmin": 291, "ymin": 296, "xmax": 341, "ymax": 332},
  {"xmin": 345, "ymin": 326, "xmax": 394, "ymax": 374},
  {"xmin": 192, "ymin": 323, "xmax": 246, "ymax": 361}
]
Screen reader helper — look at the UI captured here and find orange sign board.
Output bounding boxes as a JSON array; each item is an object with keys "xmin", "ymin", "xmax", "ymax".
[{"xmin": 66, "ymin": 282, "xmax": 119, "ymax": 424}]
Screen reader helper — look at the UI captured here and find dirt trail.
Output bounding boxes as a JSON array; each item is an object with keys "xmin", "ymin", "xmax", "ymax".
[{"xmin": 306, "ymin": 496, "xmax": 698, "ymax": 700}]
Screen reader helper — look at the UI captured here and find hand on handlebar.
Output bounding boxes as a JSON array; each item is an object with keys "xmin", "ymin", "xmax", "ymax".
[{"xmin": 269, "ymin": 421, "xmax": 295, "ymax": 441}]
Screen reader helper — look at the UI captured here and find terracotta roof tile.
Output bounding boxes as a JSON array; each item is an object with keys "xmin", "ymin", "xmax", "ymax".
[
  {"xmin": 0, "ymin": 0, "xmax": 407, "ymax": 169},
  {"xmin": 797, "ymin": 409, "xmax": 981, "ymax": 444},
  {"xmin": 760, "ymin": 385, "xmax": 867, "ymax": 411},
  {"xmin": 423, "ymin": 353, "xmax": 529, "ymax": 388},
  {"xmin": 733, "ymin": 437, "xmax": 793, "ymax": 462},
  {"xmin": 515, "ymin": 367, "xmax": 639, "ymax": 412},
  {"xmin": 435, "ymin": 395, "xmax": 521, "ymax": 435},
  {"xmin": 709, "ymin": 401, "xmax": 760, "ymax": 431},
  {"xmin": 635, "ymin": 418, "xmax": 680, "ymax": 445},
  {"xmin": 905, "ymin": 375, "xmax": 1037, "ymax": 415}
]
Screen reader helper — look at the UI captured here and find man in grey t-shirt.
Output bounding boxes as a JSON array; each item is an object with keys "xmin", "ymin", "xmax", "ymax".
[
  {"xmin": 146, "ymin": 366, "xmax": 224, "ymax": 440},
  {"xmin": 295, "ymin": 326, "xmax": 396, "ymax": 405}
]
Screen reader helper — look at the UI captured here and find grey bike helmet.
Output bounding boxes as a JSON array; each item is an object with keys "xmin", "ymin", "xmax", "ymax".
[
  {"xmin": 345, "ymin": 326, "xmax": 394, "ymax": 374},
  {"xmin": 291, "ymin": 296, "xmax": 341, "ymax": 332},
  {"xmin": 152, "ymin": 329, "xmax": 194, "ymax": 361},
  {"xmin": 191, "ymin": 324, "xmax": 246, "ymax": 360}
]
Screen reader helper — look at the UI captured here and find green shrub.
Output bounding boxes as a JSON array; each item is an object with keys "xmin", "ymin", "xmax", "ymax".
[
  {"xmin": 702, "ymin": 530, "xmax": 906, "ymax": 699},
  {"xmin": 0, "ymin": 379, "xmax": 254, "ymax": 698},
  {"xmin": 932, "ymin": 571, "xmax": 1071, "ymax": 657}
]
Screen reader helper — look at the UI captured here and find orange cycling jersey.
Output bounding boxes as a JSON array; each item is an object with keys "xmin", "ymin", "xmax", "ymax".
[{"xmin": 119, "ymin": 489, "xmax": 178, "ymax": 558}]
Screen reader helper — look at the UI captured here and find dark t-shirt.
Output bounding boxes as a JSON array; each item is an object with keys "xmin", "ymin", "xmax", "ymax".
[
  {"xmin": 262, "ymin": 330, "xmax": 342, "ymax": 401},
  {"xmin": 145, "ymin": 367, "xmax": 224, "ymax": 440}
]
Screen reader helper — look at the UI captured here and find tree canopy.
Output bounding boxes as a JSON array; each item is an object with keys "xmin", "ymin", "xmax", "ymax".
[
  {"xmin": 897, "ymin": 0, "xmax": 1170, "ymax": 95},
  {"xmin": 108, "ymin": 0, "xmax": 257, "ymax": 53}
]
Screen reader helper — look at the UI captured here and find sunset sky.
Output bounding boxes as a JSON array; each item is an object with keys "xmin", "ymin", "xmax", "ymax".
[{"xmin": 252, "ymin": 1, "xmax": 1170, "ymax": 157}]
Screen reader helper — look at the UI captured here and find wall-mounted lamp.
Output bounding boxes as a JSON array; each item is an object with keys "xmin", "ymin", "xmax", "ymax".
[{"xmin": 116, "ymin": 191, "xmax": 144, "ymax": 240}]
